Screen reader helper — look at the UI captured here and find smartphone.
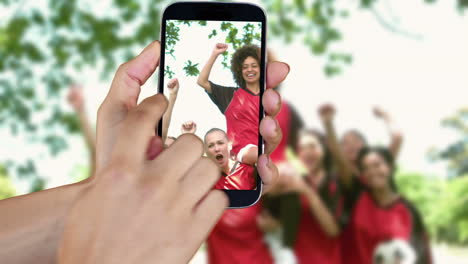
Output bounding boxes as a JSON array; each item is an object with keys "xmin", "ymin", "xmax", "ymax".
[{"xmin": 158, "ymin": 2, "xmax": 267, "ymax": 208}]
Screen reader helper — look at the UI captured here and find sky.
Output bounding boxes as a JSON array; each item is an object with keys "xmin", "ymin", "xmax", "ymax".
[{"xmin": 1, "ymin": 0, "xmax": 468, "ymax": 194}]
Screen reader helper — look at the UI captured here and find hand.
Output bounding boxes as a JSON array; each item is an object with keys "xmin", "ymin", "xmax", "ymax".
[
  {"xmin": 212, "ymin": 43, "xmax": 228, "ymax": 56},
  {"xmin": 373, "ymin": 106, "xmax": 390, "ymax": 120},
  {"xmin": 67, "ymin": 84, "xmax": 85, "ymax": 112},
  {"xmin": 275, "ymin": 163, "xmax": 307, "ymax": 194},
  {"xmin": 257, "ymin": 210, "xmax": 280, "ymax": 233},
  {"xmin": 181, "ymin": 120, "xmax": 197, "ymax": 134},
  {"xmin": 58, "ymin": 41, "xmax": 228, "ymax": 264},
  {"xmin": 318, "ymin": 103, "xmax": 336, "ymax": 123},
  {"xmin": 257, "ymin": 61, "xmax": 290, "ymax": 194},
  {"xmin": 167, "ymin": 78, "xmax": 179, "ymax": 95}
]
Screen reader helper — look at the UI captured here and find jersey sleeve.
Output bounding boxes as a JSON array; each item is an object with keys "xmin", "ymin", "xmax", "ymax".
[
  {"xmin": 206, "ymin": 81, "xmax": 237, "ymax": 114},
  {"xmin": 288, "ymin": 104, "xmax": 305, "ymax": 151}
]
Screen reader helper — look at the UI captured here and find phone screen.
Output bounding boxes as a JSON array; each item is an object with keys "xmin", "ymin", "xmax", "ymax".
[{"xmin": 160, "ymin": 18, "xmax": 264, "ymax": 192}]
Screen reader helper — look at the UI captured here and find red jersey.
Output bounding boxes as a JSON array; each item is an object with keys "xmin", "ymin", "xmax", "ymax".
[
  {"xmin": 207, "ymin": 82, "xmax": 259, "ymax": 156},
  {"xmin": 207, "ymin": 202, "xmax": 274, "ymax": 264},
  {"xmin": 293, "ymin": 175, "xmax": 342, "ymax": 264},
  {"xmin": 271, "ymin": 101, "xmax": 291, "ymax": 162},
  {"xmin": 343, "ymin": 181, "xmax": 432, "ymax": 264},
  {"xmin": 270, "ymin": 101, "xmax": 304, "ymax": 163},
  {"xmin": 214, "ymin": 161, "xmax": 256, "ymax": 190}
]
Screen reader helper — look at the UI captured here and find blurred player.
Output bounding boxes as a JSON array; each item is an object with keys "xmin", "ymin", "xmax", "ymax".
[
  {"xmin": 67, "ymin": 84, "xmax": 96, "ymax": 175},
  {"xmin": 340, "ymin": 106, "xmax": 404, "ymax": 175},
  {"xmin": 319, "ymin": 104, "xmax": 407, "ymax": 264},
  {"xmin": 342, "ymin": 147, "xmax": 432, "ymax": 264},
  {"xmin": 260, "ymin": 130, "xmax": 343, "ymax": 264},
  {"xmin": 198, "ymin": 43, "xmax": 261, "ymax": 165}
]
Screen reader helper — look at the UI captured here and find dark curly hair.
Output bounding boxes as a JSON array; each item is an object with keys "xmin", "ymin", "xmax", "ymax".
[{"xmin": 230, "ymin": 44, "xmax": 261, "ymax": 88}]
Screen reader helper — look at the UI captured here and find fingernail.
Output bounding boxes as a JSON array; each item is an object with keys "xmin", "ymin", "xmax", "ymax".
[{"xmin": 283, "ymin": 62, "xmax": 291, "ymax": 74}]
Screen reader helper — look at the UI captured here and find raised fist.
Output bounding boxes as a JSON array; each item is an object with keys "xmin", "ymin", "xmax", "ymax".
[
  {"xmin": 167, "ymin": 78, "xmax": 179, "ymax": 95},
  {"xmin": 212, "ymin": 43, "xmax": 228, "ymax": 56},
  {"xmin": 181, "ymin": 120, "xmax": 197, "ymax": 134},
  {"xmin": 318, "ymin": 103, "xmax": 336, "ymax": 123}
]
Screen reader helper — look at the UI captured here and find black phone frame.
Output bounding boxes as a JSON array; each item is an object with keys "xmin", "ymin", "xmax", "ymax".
[{"xmin": 158, "ymin": 1, "xmax": 267, "ymax": 208}]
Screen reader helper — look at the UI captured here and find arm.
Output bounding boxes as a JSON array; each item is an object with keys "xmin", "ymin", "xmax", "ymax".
[
  {"xmin": 319, "ymin": 104, "xmax": 354, "ymax": 188},
  {"xmin": 180, "ymin": 120, "xmax": 197, "ymax": 134},
  {"xmin": 238, "ymin": 145, "xmax": 258, "ymax": 165},
  {"xmin": 68, "ymin": 86, "xmax": 96, "ymax": 175},
  {"xmin": 0, "ymin": 182, "xmax": 87, "ymax": 263},
  {"xmin": 162, "ymin": 78, "xmax": 179, "ymax": 143},
  {"xmin": 197, "ymin": 43, "xmax": 228, "ymax": 93},
  {"xmin": 285, "ymin": 174, "xmax": 340, "ymax": 237},
  {"xmin": 373, "ymin": 106, "xmax": 403, "ymax": 159},
  {"xmin": 302, "ymin": 187, "xmax": 340, "ymax": 237}
]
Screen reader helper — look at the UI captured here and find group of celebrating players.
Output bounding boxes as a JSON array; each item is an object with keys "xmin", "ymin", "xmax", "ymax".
[{"xmin": 69, "ymin": 42, "xmax": 433, "ymax": 264}]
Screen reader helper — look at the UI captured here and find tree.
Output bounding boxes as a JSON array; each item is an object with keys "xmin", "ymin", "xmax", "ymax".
[
  {"xmin": 397, "ymin": 170, "xmax": 468, "ymax": 245},
  {"xmin": 0, "ymin": 165, "xmax": 16, "ymax": 200},
  {"xmin": 0, "ymin": 0, "xmax": 466, "ymax": 192},
  {"xmin": 429, "ymin": 107, "xmax": 468, "ymax": 177}
]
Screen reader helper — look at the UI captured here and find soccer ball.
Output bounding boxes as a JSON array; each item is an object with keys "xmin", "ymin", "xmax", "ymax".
[{"xmin": 373, "ymin": 239, "xmax": 416, "ymax": 264}]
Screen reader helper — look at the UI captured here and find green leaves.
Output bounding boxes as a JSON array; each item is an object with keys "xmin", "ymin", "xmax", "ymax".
[
  {"xmin": 396, "ymin": 171, "xmax": 468, "ymax": 244},
  {"xmin": 432, "ymin": 108, "xmax": 468, "ymax": 177},
  {"xmin": 264, "ymin": 0, "xmax": 351, "ymax": 77},
  {"xmin": 183, "ymin": 60, "xmax": 200, "ymax": 76}
]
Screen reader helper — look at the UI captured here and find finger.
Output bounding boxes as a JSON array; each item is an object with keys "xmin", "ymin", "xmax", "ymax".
[
  {"xmin": 112, "ymin": 93, "xmax": 168, "ymax": 164},
  {"xmin": 179, "ymin": 157, "xmax": 220, "ymax": 204},
  {"xmin": 100, "ymin": 41, "xmax": 161, "ymax": 120},
  {"xmin": 266, "ymin": 61, "xmax": 290, "ymax": 89},
  {"xmin": 260, "ymin": 115, "xmax": 282, "ymax": 156},
  {"xmin": 146, "ymin": 135, "xmax": 165, "ymax": 161},
  {"xmin": 95, "ymin": 41, "xmax": 161, "ymax": 173},
  {"xmin": 257, "ymin": 155, "xmax": 279, "ymax": 195},
  {"xmin": 147, "ymin": 133, "xmax": 204, "ymax": 182},
  {"xmin": 192, "ymin": 189, "xmax": 228, "ymax": 230},
  {"xmin": 262, "ymin": 89, "xmax": 281, "ymax": 117}
]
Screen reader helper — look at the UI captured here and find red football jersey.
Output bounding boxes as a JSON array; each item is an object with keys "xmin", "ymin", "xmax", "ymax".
[
  {"xmin": 214, "ymin": 161, "xmax": 256, "ymax": 190},
  {"xmin": 207, "ymin": 202, "xmax": 274, "ymax": 264},
  {"xmin": 224, "ymin": 87, "xmax": 259, "ymax": 156},
  {"xmin": 345, "ymin": 191, "xmax": 432, "ymax": 264},
  {"xmin": 293, "ymin": 177, "xmax": 342, "ymax": 264},
  {"xmin": 206, "ymin": 82, "xmax": 259, "ymax": 157}
]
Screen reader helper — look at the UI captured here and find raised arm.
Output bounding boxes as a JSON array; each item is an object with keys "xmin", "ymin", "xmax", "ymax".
[
  {"xmin": 197, "ymin": 43, "xmax": 228, "ymax": 93},
  {"xmin": 180, "ymin": 120, "xmax": 197, "ymax": 134},
  {"xmin": 162, "ymin": 78, "xmax": 179, "ymax": 143},
  {"xmin": 318, "ymin": 104, "xmax": 354, "ymax": 188},
  {"xmin": 373, "ymin": 106, "xmax": 403, "ymax": 159},
  {"xmin": 283, "ymin": 171, "xmax": 340, "ymax": 237},
  {"xmin": 68, "ymin": 85, "xmax": 96, "ymax": 175}
]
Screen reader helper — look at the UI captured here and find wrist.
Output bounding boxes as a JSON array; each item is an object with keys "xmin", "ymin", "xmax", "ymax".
[{"xmin": 169, "ymin": 93, "xmax": 178, "ymax": 100}]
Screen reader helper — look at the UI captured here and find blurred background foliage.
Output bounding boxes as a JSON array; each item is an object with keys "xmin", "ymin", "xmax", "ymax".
[{"xmin": 0, "ymin": 0, "xmax": 467, "ymax": 246}]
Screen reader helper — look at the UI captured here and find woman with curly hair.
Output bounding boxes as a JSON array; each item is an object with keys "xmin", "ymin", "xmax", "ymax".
[{"xmin": 197, "ymin": 43, "xmax": 262, "ymax": 166}]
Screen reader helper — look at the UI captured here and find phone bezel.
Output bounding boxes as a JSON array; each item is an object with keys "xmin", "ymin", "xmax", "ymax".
[{"xmin": 158, "ymin": 2, "xmax": 267, "ymax": 208}]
